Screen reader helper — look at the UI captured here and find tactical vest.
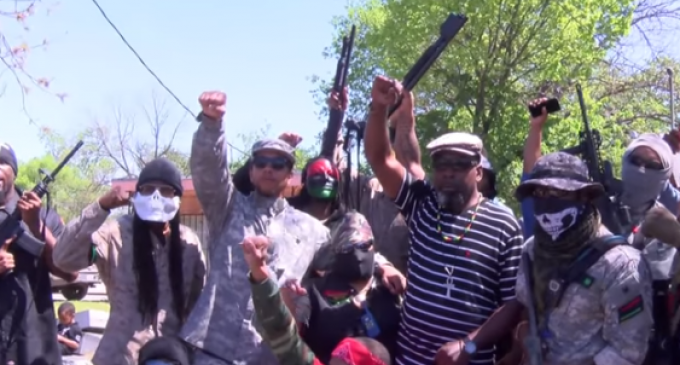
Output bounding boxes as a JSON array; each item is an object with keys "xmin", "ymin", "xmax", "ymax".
[{"xmin": 301, "ymin": 275, "xmax": 401, "ymax": 364}]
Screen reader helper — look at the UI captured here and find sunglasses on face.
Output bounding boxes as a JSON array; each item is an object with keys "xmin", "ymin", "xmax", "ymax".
[
  {"xmin": 138, "ymin": 185, "xmax": 176, "ymax": 198},
  {"xmin": 336, "ymin": 240, "xmax": 373, "ymax": 254},
  {"xmin": 628, "ymin": 155, "xmax": 663, "ymax": 170},
  {"xmin": 431, "ymin": 158, "xmax": 479, "ymax": 172},
  {"xmin": 252, "ymin": 156, "xmax": 290, "ymax": 171}
]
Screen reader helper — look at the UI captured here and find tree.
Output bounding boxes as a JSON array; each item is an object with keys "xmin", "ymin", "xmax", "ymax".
[
  {"xmin": 15, "ymin": 153, "xmax": 106, "ymax": 222},
  {"xmin": 315, "ymin": 0, "xmax": 679, "ymax": 210},
  {"xmin": 86, "ymin": 92, "xmax": 191, "ymax": 177},
  {"xmin": 1, "ymin": 0, "xmax": 66, "ymax": 115}
]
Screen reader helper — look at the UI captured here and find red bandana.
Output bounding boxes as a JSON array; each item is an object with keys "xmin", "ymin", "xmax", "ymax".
[{"xmin": 330, "ymin": 338, "xmax": 387, "ymax": 365}]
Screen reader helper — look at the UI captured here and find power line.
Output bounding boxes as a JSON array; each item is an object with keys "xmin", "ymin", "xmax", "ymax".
[{"xmin": 89, "ymin": 0, "xmax": 247, "ymax": 156}]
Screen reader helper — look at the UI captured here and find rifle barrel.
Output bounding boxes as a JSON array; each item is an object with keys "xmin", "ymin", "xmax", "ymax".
[
  {"xmin": 388, "ymin": 13, "xmax": 468, "ymax": 117},
  {"xmin": 48, "ymin": 141, "xmax": 84, "ymax": 181},
  {"xmin": 669, "ymin": 68, "xmax": 675, "ymax": 130}
]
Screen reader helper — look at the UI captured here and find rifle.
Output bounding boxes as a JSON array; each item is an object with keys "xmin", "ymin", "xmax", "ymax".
[
  {"xmin": 669, "ymin": 68, "xmax": 675, "ymax": 130},
  {"xmin": 387, "ymin": 13, "xmax": 468, "ymax": 141},
  {"xmin": 0, "ymin": 141, "xmax": 84, "ymax": 259},
  {"xmin": 562, "ymin": 84, "xmax": 629, "ymax": 235},
  {"xmin": 320, "ymin": 25, "xmax": 356, "ymax": 160}
]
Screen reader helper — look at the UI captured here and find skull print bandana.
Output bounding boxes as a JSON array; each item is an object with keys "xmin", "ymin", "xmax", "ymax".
[{"xmin": 534, "ymin": 197, "xmax": 585, "ymax": 240}]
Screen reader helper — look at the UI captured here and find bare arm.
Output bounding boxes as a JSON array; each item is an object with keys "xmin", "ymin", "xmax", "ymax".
[
  {"xmin": 523, "ymin": 99, "xmax": 549, "ymax": 173},
  {"xmin": 364, "ymin": 105, "xmax": 406, "ymax": 200},
  {"xmin": 190, "ymin": 113, "xmax": 235, "ymax": 234},
  {"xmin": 390, "ymin": 91, "xmax": 425, "ymax": 179}
]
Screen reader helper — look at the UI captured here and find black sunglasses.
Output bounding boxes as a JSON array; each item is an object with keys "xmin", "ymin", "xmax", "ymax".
[
  {"xmin": 432, "ymin": 158, "xmax": 479, "ymax": 172},
  {"xmin": 252, "ymin": 156, "xmax": 290, "ymax": 171},
  {"xmin": 628, "ymin": 155, "xmax": 663, "ymax": 171}
]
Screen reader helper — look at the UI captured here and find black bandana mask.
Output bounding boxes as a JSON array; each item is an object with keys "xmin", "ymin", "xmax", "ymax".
[
  {"xmin": 533, "ymin": 197, "xmax": 586, "ymax": 241},
  {"xmin": 331, "ymin": 250, "xmax": 375, "ymax": 282}
]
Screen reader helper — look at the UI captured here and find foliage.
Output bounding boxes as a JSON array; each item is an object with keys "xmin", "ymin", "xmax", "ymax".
[
  {"xmin": 314, "ymin": 0, "xmax": 680, "ymax": 212},
  {"xmin": 15, "ymin": 153, "xmax": 105, "ymax": 222}
]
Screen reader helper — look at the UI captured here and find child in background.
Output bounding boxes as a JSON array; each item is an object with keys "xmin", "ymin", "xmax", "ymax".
[{"xmin": 57, "ymin": 302, "xmax": 83, "ymax": 355}]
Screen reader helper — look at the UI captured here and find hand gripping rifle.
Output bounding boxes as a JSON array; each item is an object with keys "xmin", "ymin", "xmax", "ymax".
[
  {"xmin": 561, "ymin": 85, "xmax": 629, "ymax": 234},
  {"xmin": 0, "ymin": 141, "xmax": 84, "ymax": 261},
  {"xmin": 320, "ymin": 25, "xmax": 356, "ymax": 161},
  {"xmin": 342, "ymin": 13, "xmax": 468, "ymax": 209}
]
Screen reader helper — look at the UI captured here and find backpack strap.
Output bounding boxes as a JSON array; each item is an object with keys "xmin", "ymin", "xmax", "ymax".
[{"xmin": 544, "ymin": 235, "xmax": 626, "ymax": 311}]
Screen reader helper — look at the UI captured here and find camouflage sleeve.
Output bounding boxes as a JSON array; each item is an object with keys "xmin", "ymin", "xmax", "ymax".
[
  {"xmin": 595, "ymin": 250, "xmax": 653, "ymax": 365},
  {"xmin": 190, "ymin": 113, "xmax": 235, "ymax": 239},
  {"xmin": 250, "ymin": 275, "xmax": 316, "ymax": 365},
  {"xmin": 52, "ymin": 201, "xmax": 111, "ymax": 274},
  {"xmin": 181, "ymin": 227, "xmax": 207, "ymax": 313}
]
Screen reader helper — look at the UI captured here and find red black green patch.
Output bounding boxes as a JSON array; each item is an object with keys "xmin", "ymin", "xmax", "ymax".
[
  {"xmin": 324, "ymin": 289, "xmax": 352, "ymax": 305},
  {"xmin": 618, "ymin": 295, "xmax": 643, "ymax": 323}
]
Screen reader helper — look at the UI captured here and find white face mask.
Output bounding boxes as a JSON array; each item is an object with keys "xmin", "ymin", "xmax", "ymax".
[{"xmin": 132, "ymin": 190, "xmax": 180, "ymax": 222}]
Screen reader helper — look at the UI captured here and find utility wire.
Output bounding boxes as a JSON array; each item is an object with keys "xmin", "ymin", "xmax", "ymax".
[{"xmin": 89, "ymin": 0, "xmax": 247, "ymax": 156}]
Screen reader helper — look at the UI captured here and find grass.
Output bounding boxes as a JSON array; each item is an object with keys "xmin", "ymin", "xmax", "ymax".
[{"xmin": 53, "ymin": 300, "xmax": 110, "ymax": 315}]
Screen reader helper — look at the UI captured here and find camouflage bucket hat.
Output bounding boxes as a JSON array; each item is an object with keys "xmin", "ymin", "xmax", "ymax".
[
  {"xmin": 251, "ymin": 138, "xmax": 296, "ymax": 165},
  {"xmin": 330, "ymin": 211, "xmax": 374, "ymax": 253},
  {"xmin": 515, "ymin": 151, "xmax": 604, "ymax": 201}
]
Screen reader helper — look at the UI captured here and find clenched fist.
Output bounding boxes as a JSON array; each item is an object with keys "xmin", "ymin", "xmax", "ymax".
[
  {"xmin": 98, "ymin": 186, "xmax": 130, "ymax": 211},
  {"xmin": 278, "ymin": 132, "xmax": 303, "ymax": 148},
  {"xmin": 199, "ymin": 91, "xmax": 227, "ymax": 121},
  {"xmin": 371, "ymin": 76, "xmax": 403, "ymax": 108}
]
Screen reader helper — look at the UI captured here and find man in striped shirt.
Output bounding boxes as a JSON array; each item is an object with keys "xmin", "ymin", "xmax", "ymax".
[{"xmin": 364, "ymin": 76, "xmax": 524, "ymax": 365}]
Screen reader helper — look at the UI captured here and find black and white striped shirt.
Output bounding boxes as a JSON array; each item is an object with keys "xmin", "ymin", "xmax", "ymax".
[{"xmin": 394, "ymin": 173, "xmax": 524, "ymax": 365}]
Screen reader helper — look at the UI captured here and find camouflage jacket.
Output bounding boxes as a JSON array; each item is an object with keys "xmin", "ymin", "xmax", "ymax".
[
  {"xmin": 516, "ymin": 226, "xmax": 653, "ymax": 365},
  {"xmin": 52, "ymin": 205, "xmax": 206, "ymax": 365},
  {"xmin": 250, "ymin": 275, "xmax": 318, "ymax": 365},
  {"xmin": 179, "ymin": 117, "xmax": 330, "ymax": 365}
]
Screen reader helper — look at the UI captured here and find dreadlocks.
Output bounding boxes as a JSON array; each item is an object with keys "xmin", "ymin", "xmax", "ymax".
[{"xmin": 132, "ymin": 213, "xmax": 186, "ymax": 323}]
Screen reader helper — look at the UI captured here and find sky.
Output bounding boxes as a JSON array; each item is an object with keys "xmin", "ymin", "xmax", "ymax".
[
  {"xmin": 1, "ymin": 0, "xmax": 678, "ymax": 168},
  {"xmin": 1, "ymin": 0, "xmax": 348, "ymax": 163}
]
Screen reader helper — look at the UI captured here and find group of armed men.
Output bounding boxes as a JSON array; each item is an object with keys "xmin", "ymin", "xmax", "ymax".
[{"xmin": 2, "ymin": 74, "xmax": 680, "ymax": 365}]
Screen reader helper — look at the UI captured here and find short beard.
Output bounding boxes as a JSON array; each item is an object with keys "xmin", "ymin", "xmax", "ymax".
[{"xmin": 437, "ymin": 190, "xmax": 474, "ymax": 215}]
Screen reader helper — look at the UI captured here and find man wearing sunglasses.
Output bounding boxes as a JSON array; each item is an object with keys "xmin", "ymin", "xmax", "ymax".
[
  {"xmin": 179, "ymin": 91, "xmax": 331, "ymax": 365},
  {"xmin": 364, "ymin": 76, "xmax": 524, "ymax": 365}
]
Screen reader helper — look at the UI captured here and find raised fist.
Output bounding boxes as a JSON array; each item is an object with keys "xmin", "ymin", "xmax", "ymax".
[
  {"xmin": 199, "ymin": 91, "xmax": 227, "ymax": 121},
  {"xmin": 98, "ymin": 186, "xmax": 131, "ymax": 211},
  {"xmin": 0, "ymin": 250, "xmax": 14, "ymax": 274},
  {"xmin": 278, "ymin": 132, "xmax": 303, "ymax": 148},
  {"xmin": 371, "ymin": 76, "xmax": 402, "ymax": 108}
]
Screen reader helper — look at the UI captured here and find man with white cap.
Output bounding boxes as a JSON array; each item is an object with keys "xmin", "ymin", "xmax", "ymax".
[{"xmin": 364, "ymin": 76, "xmax": 524, "ymax": 365}]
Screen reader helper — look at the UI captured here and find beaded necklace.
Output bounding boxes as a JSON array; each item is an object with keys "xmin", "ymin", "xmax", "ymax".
[{"xmin": 436, "ymin": 194, "xmax": 483, "ymax": 243}]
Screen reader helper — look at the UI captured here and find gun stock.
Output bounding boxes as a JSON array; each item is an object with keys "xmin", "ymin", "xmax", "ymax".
[
  {"xmin": 320, "ymin": 25, "xmax": 356, "ymax": 160},
  {"xmin": 0, "ymin": 140, "xmax": 84, "ymax": 258},
  {"xmin": 387, "ymin": 13, "xmax": 468, "ymax": 117}
]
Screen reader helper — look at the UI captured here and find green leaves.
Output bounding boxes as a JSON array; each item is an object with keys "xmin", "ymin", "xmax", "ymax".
[{"xmin": 313, "ymin": 0, "xmax": 679, "ymax": 213}]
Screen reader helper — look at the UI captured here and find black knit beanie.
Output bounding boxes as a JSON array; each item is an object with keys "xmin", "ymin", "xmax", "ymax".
[
  {"xmin": 0, "ymin": 143, "xmax": 18, "ymax": 176},
  {"xmin": 137, "ymin": 158, "xmax": 183, "ymax": 196}
]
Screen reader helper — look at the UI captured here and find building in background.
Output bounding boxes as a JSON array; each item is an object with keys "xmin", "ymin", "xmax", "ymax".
[{"xmin": 111, "ymin": 173, "xmax": 302, "ymax": 253}]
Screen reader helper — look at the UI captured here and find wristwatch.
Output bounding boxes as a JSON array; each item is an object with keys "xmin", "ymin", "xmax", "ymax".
[{"xmin": 462, "ymin": 337, "xmax": 477, "ymax": 355}]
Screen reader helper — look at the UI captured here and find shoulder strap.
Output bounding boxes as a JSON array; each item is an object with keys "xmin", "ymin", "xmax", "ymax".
[{"xmin": 545, "ymin": 235, "xmax": 625, "ymax": 310}]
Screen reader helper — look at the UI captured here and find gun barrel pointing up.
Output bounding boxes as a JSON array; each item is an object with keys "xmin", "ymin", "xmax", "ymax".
[{"xmin": 669, "ymin": 68, "xmax": 675, "ymax": 130}]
